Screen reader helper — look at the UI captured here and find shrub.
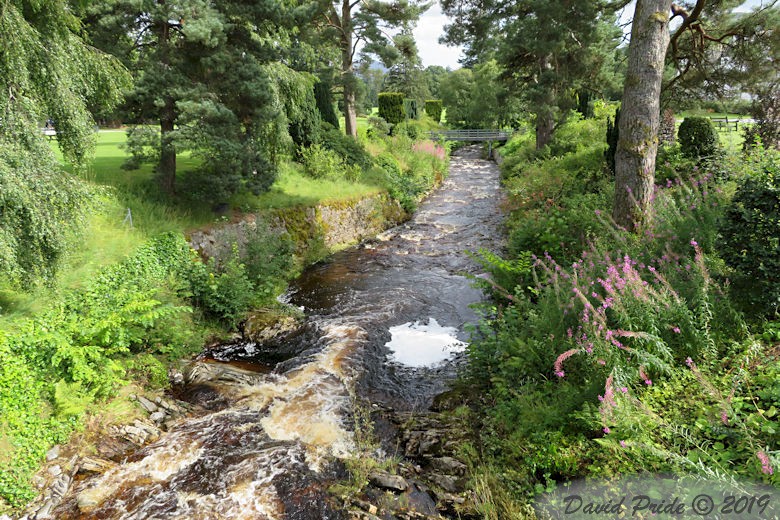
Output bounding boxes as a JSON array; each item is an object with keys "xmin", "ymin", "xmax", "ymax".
[
  {"xmin": 320, "ymin": 124, "xmax": 373, "ymax": 170},
  {"xmin": 314, "ymin": 79, "xmax": 340, "ymax": 129},
  {"xmin": 188, "ymin": 245, "xmax": 254, "ymax": 327},
  {"xmin": 403, "ymin": 98, "xmax": 419, "ymax": 120},
  {"xmin": 392, "ymin": 121, "xmax": 421, "ymax": 139},
  {"xmin": 678, "ymin": 117, "xmax": 719, "ymax": 159},
  {"xmin": 367, "ymin": 116, "xmax": 390, "ymax": 140},
  {"xmin": 378, "ymin": 92, "xmax": 406, "ymax": 125},
  {"xmin": 424, "ymin": 100, "xmax": 443, "ymax": 123},
  {"xmin": 720, "ymin": 153, "xmax": 780, "ymax": 316},
  {"xmin": 300, "ymin": 144, "xmax": 344, "ymax": 179}
]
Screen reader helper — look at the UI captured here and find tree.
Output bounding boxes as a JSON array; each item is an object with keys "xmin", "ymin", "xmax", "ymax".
[
  {"xmin": 612, "ymin": 0, "xmax": 671, "ymax": 230},
  {"xmin": 441, "ymin": 0, "xmax": 622, "ymax": 149},
  {"xmin": 317, "ymin": 0, "xmax": 427, "ymax": 137},
  {"xmin": 85, "ymin": 0, "xmax": 312, "ymax": 198},
  {"xmin": 0, "ymin": 0, "xmax": 128, "ymax": 283},
  {"xmin": 440, "ymin": 61, "xmax": 520, "ymax": 128},
  {"xmin": 383, "ymin": 31, "xmax": 430, "ymax": 103},
  {"xmin": 613, "ymin": 1, "xmax": 779, "ymax": 229}
]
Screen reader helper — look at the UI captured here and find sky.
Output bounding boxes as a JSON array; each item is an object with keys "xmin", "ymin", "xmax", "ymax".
[
  {"xmin": 413, "ymin": 3, "xmax": 464, "ymax": 70},
  {"xmin": 414, "ymin": 0, "xmax": 769, "ymax": 70}
]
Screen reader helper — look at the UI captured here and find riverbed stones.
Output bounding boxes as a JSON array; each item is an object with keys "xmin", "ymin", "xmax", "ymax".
[
  {"xmin": 429, "ymin": 457, "xmax": 466, "ymax": 476},
  {"xmin": 44, "ymin": 446, "xmax": 60, "ymax": 462},
  {"xmin": 369, "ymin": 471, "xmax": 409, "ymax": 492},
  {"xmin": 78, "ymin": 456, "xmax": 116, "ymax": 474}
]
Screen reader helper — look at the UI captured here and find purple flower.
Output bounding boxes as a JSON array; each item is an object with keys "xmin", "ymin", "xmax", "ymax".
[
  {"xmin": 685, "ymin": 357, "xmax": 694, "ymax": 368},
  {"xmin": 555, "ymin": 371, "xmax": 565, "ymax": 378},
  {"xmin": 757, "ymin": 451, "xmax": 774, "ymax": 475},
  {"xmin": 603, "ymin": 427, "xmax": 611, "ymax": 434},
  {"xmin": 620, "ymin": 440, "xmax": 627, "ymax": 448},
  {"xmin": 673, "ymin": 326, "xmax": 681, "ymax": 334},
  {"xmin": 690, "ymin": 239, "xmax": 698, "ymax": 247},
  {"xmin": 620, "ymin": 387, "xmax": 628, "ymax": 394},
  {"xmin": 594, "ymin": 209, "xmax": 601, "ymax": 216},
  {"xmin": 645, "ymin": 379, "xmax": 653, "ymax": 386}
]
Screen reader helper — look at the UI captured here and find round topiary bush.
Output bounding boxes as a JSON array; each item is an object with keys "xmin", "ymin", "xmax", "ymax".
[
  {"xmin": 720, "ymin": 156, "xmax": 780, "ymax": 316},
  {"xmin": 678, "ymin": 116, "xmax": 719, "ymax": 159}
]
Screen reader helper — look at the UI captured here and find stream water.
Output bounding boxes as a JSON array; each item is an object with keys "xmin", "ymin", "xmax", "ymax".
[{"xmin": 52, "ymin": 146, "xmax": 504, "ymax": 519}]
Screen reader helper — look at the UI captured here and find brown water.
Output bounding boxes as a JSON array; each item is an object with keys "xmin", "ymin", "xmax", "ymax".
[{"xmin": 52, "ymin": 146, "xmax": 504, "ymax": 519}]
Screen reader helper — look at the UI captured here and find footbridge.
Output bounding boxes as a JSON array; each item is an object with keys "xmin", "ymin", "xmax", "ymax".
[{"xmin": 428, "ymin": 129, "xmax": 513, "ymax": 154}]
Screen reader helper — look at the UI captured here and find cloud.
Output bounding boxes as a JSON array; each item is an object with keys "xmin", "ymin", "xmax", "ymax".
[{"xmin": 414, "ymin": 4, "xmax": 464, "ymax": 69}]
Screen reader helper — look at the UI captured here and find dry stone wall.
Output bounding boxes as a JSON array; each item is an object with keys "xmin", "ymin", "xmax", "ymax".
[{"xmin": 188, "ymin": 194, "xmax": 405, "ymax": 260}]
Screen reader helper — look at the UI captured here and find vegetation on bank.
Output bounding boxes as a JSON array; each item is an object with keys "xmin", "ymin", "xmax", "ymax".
[
  {"xmin": 458, "ymin": 106, "xmax": 779, "ymax": 517},
  {"xmin": 0, "ymin": 117, "xmax": 447, "ymax": 511}
]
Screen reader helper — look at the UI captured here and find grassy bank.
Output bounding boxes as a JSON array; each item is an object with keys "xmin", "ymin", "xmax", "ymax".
[{"xmin": 456, "ymin": 109, "xmax": 779, "ymax": 517}]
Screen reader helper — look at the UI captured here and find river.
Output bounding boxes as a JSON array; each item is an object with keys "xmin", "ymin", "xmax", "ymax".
[{"xmin": 50, "ymin": 145, "xmax": 505, "ymax": 519}]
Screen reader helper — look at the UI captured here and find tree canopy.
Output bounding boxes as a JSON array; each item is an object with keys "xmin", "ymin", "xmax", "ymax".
[{"xmin": 0, "ymin": 0, "xmax": 128, "ymax": 283}]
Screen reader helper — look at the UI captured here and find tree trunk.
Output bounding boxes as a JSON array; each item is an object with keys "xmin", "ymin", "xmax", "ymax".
[
  {"xmin": 156, "ymin": 2, "xmax": 176, "ymax": 194},
  {"xmin": 159, "ymin": 104, "xmax": 176, "ymax": 195},
  {"xmin": 341, "ymin": 0, "xmax": 358, "ymax": 138},
  {"xmin": 536, "ymin": 109, "xmax": 554, "ymax": 150},
  {"xmin": 613, "ymin": 0, "xmax": 672, "ymax": 231}
]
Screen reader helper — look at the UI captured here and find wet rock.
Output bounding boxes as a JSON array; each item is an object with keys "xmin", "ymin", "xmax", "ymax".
[
  {"xmin": 168, "ymin": 368, "xmax": 185, "ymax": 385},
  {"xmin": 79, "ymin": 456, "xmax": 116, "ymax": 474},
  {"xmin": 351, "ymin": 498, "xmax": 378, "ymax": 515},
  {"xmin": 77, "ymin": 491, "xmax": 100, "ymax": 513},
  {"xmin": 243, "ymin": 311, "xmax": 303, "ymax": 344},
  {"xmin": 369, "ymin": 471, "xmax": 409, "ymax": 492},
  {"xmin": 427, "ymin": 474, "xmax": 459, "ymax": 494},
  {"xmin": 429, "ymin": 457, "xmax": 466, "ymax": 476},
  {"xmin": 149, "ymin": 410, "xmax": 167, "ymax": 423},
  {"xmin": 45, "ymin": 445, "xmax": 60, "ymax": 462},
  {"xmin": 134, "ymin": 395, "xmax": 158, "ymax": 413}
]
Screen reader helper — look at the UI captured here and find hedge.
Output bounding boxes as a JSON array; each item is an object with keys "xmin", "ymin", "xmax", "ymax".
[{"xmin": 378, "ymin": 92, "xmax": 406, "ymax": 125}]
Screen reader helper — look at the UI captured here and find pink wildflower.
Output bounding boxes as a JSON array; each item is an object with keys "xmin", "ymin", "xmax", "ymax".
[
  {"xmin": 673, "ymin": 326, "xmax": 681, "ymax": 334},
  {"xmin": 757, "ymin": 451, "xmax": 774, "ymax": 475},
  {"xmin": 685, "ymin": 357, "xmax": 694, "ymax": 368},
  {"xmin": 690, "ymin": 239, "xmax": 698, "ymax": 247},
  {"xmin": 553, "ymin": 349, "xmax": 578, "ymax": 378},
  {"xmin": 603, "ymin": 427, "xmax": 610, "ymax": 434},
  {"xmin": 620, "ymin": 440, "xmax": 627, "ymax": 448}
]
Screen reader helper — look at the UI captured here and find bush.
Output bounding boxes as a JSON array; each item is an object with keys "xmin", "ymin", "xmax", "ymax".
[
  {"xmin": 403, "ymin": 98, "xmax": 419, "ymax": 120},
  {"xmin": 188, "ymin": 246, "xmax": 253, "ymax": 327},
  {"xmin": 300, "ymin": 144, "xmax": 344, "ymax": 179},
  {"xmin": 367, "ymin": 116, "xmax": 390, "ymax": 140},
  {"xmin": 319, "ymin": 124, "xmax": 372, "ymax": 170},
  {"xmin": 678, "ymin": 117, "xmax": 719, "ymax": 159},
  {"xmin": 720, "ymin": 153, "xmax": 780, "ymax": 316},
  {"xmin": 378, "ymin": 92, "xmax": 406, "ymax": 125},
  {"xmin": 392, "ymin": 121, "xmax": 421, "ymax": 139},
  {"xmin": 424, "ymin": 100, "xmax": 443, "ymax": 123},
  {"xmin": 314, "ymin": 79, "xmax": 340, "ymax": 129}
]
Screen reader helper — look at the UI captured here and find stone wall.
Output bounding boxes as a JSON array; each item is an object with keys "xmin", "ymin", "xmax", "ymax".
[{"xmin": 188, "ymin": 194, "xmax": 406, "ymax": 260}]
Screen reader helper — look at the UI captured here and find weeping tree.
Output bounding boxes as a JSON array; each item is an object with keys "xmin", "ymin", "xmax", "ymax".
[{"xmin": 0, "ymin": 0, "xmax": 128, "ymax": 283}]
